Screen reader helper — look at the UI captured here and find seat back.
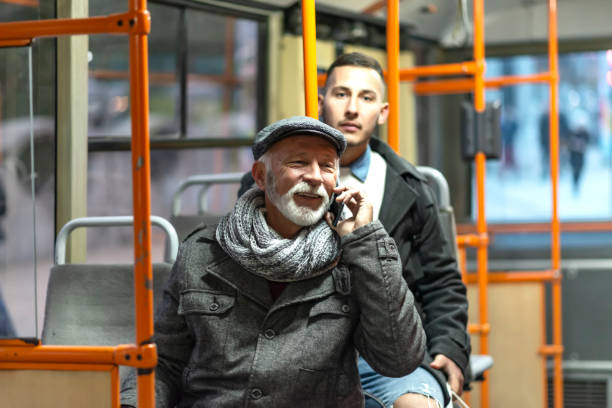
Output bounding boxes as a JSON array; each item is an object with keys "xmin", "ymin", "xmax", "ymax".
[
  {"xmin": 170, "ymin": 172, "xmax": 243, "ymax": 240},
  {"xmin": 42, "ymin": 216, "xmax": 178, "ymax": 380},
  {"xmin": 416, "ymin": 166, "xmax": 459, "ymax": 257},
  {"xmin": 41, "ymin": 263, "xmax": 172, "ymax": 346},
  {"xmin": 169, "ymin": 213, "xmax": 224, "ymax": 242},
  {"xmin": 41, "ymin": 263, "xmax": 172, "ymax": 382}
]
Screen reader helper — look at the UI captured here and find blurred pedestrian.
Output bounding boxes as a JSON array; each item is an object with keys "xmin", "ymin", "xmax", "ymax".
[
  {"xmin": 568, "ymin": 118, "xmax": 590, "ymax": 194},
  {"xmin": 0, "ymin": 291, "xmax": 15, "ymax": 337},
  {"xmin": 501, "ymin": 107, "xmax": 518, "ymax": 172}
]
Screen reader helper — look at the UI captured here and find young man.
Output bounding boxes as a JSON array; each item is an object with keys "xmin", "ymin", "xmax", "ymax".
[
  {"xmin": 121, "ymin": 116, "xmax": 426, "ymax": 407},
  {"xmin": 319, "ymin": 53, "xmax": 470, "ymax": 408}
]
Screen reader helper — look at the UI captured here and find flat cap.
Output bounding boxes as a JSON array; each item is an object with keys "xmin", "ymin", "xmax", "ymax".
[{"xmin": 252, "ymin": 116, "xmax": 346, "ymax": 160}]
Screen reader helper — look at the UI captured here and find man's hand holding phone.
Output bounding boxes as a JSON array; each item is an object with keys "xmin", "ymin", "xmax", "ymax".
[{"xmin": 326, "ymin": 185, "xmax": 373, "ymax": 237}]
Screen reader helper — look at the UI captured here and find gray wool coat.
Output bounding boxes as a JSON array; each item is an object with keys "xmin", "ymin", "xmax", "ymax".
[{"xmin": 120, "ymin": 220, "xmax": 425, "ymax": 408}]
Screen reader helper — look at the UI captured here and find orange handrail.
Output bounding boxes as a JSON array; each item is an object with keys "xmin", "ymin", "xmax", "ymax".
[
  {"xmin": 386, "ymin": 0, "xmax": 400, "ymax": 151},
  {"xmin": 458, "ymin": 220, "xmax": 612, "ymax": 234},
  {"xmin": 0, "ymin": 1, "xmax": 155, "ymax": 407},
  {"xmin": 301, "ymin": 0, "xmax": 318, "ymax": 119},
  {"xmin": 400, "ymin": 61, "xmax": 477, "ymax": 80},
  {"xmin": 413, "ymin": 72, "xmax": 553, "ymax": 95},
  {"xmin": 130, "ymin": 0, "xmax": 155, "ymax": 406},
  {"xmin": 0, "ymin": 11, "xmax": 149, "ymax": 40},
  {"xmin": 0, "ymin": 343, "xmax": 156, "ymax": 366},
  {"xmin": 464, "ymin": 270, "xmax": 559, "ymax": 284},
  {"xmin": 471, "ymin": 0, "xmax": 491, "ymax": 405},
  {"xmin": 547, "ymin": 1, "xmax": 563, "ymax": 407}
]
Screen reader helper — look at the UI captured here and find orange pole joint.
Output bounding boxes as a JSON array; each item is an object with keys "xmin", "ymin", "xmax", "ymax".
[
  {"xmin": 457, "ymin": 232, "xmax": 488, "ymax": 247},
  {"xmin": 468, "ymin": 323, "xmax": 491, "ymax": 335},
  {"xmin": 114, "ymin": 344, "xmax": 158, "ymax": 368},
  {"xmin": 475, "ymin": 59, "xmax": 486, "ymax": 76},
  {"xmin": 539, "ymin": 344, "xmax": 564, "ymax": 356}
]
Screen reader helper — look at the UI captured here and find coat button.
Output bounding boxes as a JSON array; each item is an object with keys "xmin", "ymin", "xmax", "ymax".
[
  {"xmin": 341, "ymin": 304, "xmax": 351, "ymax": 313},
  {"xmin": 209, "ymin": 303, "xmax": 219, "ymax": 311},
  {"xmin": 250, "ymin": 387, "xmax": 263, "ymax": 400},
  {"xmin": 264, "ymin": 329, "xmax": 276, "ymax": 339}
]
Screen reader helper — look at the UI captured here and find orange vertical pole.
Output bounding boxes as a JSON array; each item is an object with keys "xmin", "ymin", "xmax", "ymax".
[
  {"xmin": 301, "ymin": 0, "xmax": 318, "ymax": 119},
  {"xmin": 472, "ymin": 0, "xmax": 489, "ymax": 407},
  {"xmin": 386, "ymin": 0, "xmax": 400, "ymax": 151},
  {"xmin": 541, "ymin": 284, "xmax": 549, "ymax": 408},
  {"xmin": 129, "ymin": 0, "xmax": 155, "ymax": 407},
  {"xmin": 548, "ymin": 1, "xmax": 563, "ymax": 407}
]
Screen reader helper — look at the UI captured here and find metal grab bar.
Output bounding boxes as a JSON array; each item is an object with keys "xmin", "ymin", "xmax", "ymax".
[
  {"xmin": 55, "ymin": 216, "xmax": 179, "ymax": 265},
  {"xmin": 171, "ymin": 172, "xmax": 244, "ymax": 216}
]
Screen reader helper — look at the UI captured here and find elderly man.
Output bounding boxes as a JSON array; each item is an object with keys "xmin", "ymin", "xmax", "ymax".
[{"xmin": 120, "ymin": 116, "xmax": 425, "ymax": 407}]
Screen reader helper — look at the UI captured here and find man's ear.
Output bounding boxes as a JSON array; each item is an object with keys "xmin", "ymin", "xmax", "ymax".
[
  {"xmin": 252, "ymin": 161, "xmax": 266, "ymax": 190},
  {"xmin": 318, "ymin": 93, "xmax": 325, "ymax": 119},
  {"xmin": 377, "ymin": 102, "xmax": 390, "ymax": 125}
]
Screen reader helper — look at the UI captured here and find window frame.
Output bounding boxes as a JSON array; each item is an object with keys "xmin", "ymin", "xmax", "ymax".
[{"xmin": 88, "ymin": 0, "xmax": 272, "ymax": 152}]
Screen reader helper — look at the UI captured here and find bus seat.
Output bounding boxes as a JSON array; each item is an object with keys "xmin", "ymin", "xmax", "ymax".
[
  {"xmin": 169, "ymin": 172, "xmax": 243, "ymax": 241},
  {"xmin": 416, "ymin": 166, "xmax": 494, "ymax": 387},
  {"xmin": 169, "ymin": 213, "xmax": 224, "ymax": 242},
  {"xmin": 469, "ymin": 354, "xmax": 494, "ymax": 381},
  {"xmin": 42, "ymin": 263, "xmax": 171, "ymax": 346},
  {"xmin": 42, "ymin": 216, "xmax": 178, "ymax": 380}
]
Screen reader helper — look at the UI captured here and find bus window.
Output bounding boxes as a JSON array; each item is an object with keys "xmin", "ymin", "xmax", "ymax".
[
  {"xmin": 87, "ymin": 147, "xmax": 252, "ymax": 264},
  {"xmin": 86, "ymin": 1, "xmax": 267, "ymax": 264},
  {"xmin": 0, "ymin": 40, "xmax": 56, "ymax": 338},
  {"xmin": 481, "ymin": 51, "xmax": 612, "ymax": 222}
]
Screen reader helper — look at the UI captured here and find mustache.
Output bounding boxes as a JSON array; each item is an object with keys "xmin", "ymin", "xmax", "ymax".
[{"xmin": 288, "ymin": 182, "xmax": 330, "ymax": 199}]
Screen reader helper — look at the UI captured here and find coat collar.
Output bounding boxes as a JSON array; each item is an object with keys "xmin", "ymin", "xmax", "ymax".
[
  {"xmin": 369, "ymin": 137, "xmax": 426, "ymax": 182},
  {"xmin": 369, "ymin": 138, "xmax": 422, "ymax": 234}
]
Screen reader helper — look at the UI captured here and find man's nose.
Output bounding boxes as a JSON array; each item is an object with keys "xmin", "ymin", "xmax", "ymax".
[
  {"xmin": 302, "ymin": 162, "xmax": 323, "ymax": 184},
  {"xmin": 345, "ymin": 96, "xmax": 358, "ymax": 117}
]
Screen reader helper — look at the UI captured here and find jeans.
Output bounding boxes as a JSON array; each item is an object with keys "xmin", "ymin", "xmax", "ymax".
[{"xmin": 359, "ymin": 356, "xmax": 444, "ymax": 408}]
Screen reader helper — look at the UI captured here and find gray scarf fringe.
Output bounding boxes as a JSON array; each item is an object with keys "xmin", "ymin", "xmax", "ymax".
[{"xmin": 216, "ymin": 187, "xmax": 340, "ymax": 282}]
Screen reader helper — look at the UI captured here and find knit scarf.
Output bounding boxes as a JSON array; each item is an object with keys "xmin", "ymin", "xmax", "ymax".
[{"xmin": 216, "ymin": 187, "xmax": 341, "ymax": 282}]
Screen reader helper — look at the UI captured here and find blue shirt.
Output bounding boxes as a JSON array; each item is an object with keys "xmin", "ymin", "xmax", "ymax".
[{"xmin": 347, "ymin": 145, "xmax": 371, "ymax": 182}]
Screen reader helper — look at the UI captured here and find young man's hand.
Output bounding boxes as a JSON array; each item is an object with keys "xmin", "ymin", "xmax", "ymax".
[
  {"xmin": 430, "ymin": 354, "xmax": 464, "ymax": 395},
  {"xmin": 326, "ymin": 186, "xmax": 373, "ymax": 237}
]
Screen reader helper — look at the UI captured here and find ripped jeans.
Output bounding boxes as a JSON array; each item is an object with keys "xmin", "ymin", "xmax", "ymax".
[{"xmin": 359, "ymin": 356, "xmax": 444, "ymax": 408}]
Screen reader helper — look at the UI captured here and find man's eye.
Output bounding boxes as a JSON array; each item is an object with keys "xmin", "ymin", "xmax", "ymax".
[
  {"xmin": 363, "ymin": 95, "xmax": 374, "ymax": 102},
  {"xmin": 335, "ymin": 91, "xmax": 347, "ymax": 98},
  {"xmin": 322, "ymin": 163, "xmax": 336, "ymax": 171}
]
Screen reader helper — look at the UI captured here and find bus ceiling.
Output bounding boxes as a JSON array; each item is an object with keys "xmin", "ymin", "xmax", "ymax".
[{"xmin": 253, "ymin": 0, "xmax": 612, "ymax": 47}]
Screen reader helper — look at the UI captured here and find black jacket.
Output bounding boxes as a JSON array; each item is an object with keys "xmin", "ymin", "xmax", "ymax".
[
  {"xmin": 239, "ymin": 138, "xmax": 470, "ymax": 405},
  {"xmin": 369, "ymin": 138, "xmax": 470, "ymax": 402}
]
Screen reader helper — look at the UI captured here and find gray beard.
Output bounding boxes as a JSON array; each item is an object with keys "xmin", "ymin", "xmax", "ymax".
[{"xmin": 265, "ymin": 171, "xmax": 330, "ymax": 227}]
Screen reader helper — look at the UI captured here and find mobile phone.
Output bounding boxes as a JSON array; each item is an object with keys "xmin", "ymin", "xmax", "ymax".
[{"xmin": 328, "ymin": 185, "xmax": 344, "ymax": 227}]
